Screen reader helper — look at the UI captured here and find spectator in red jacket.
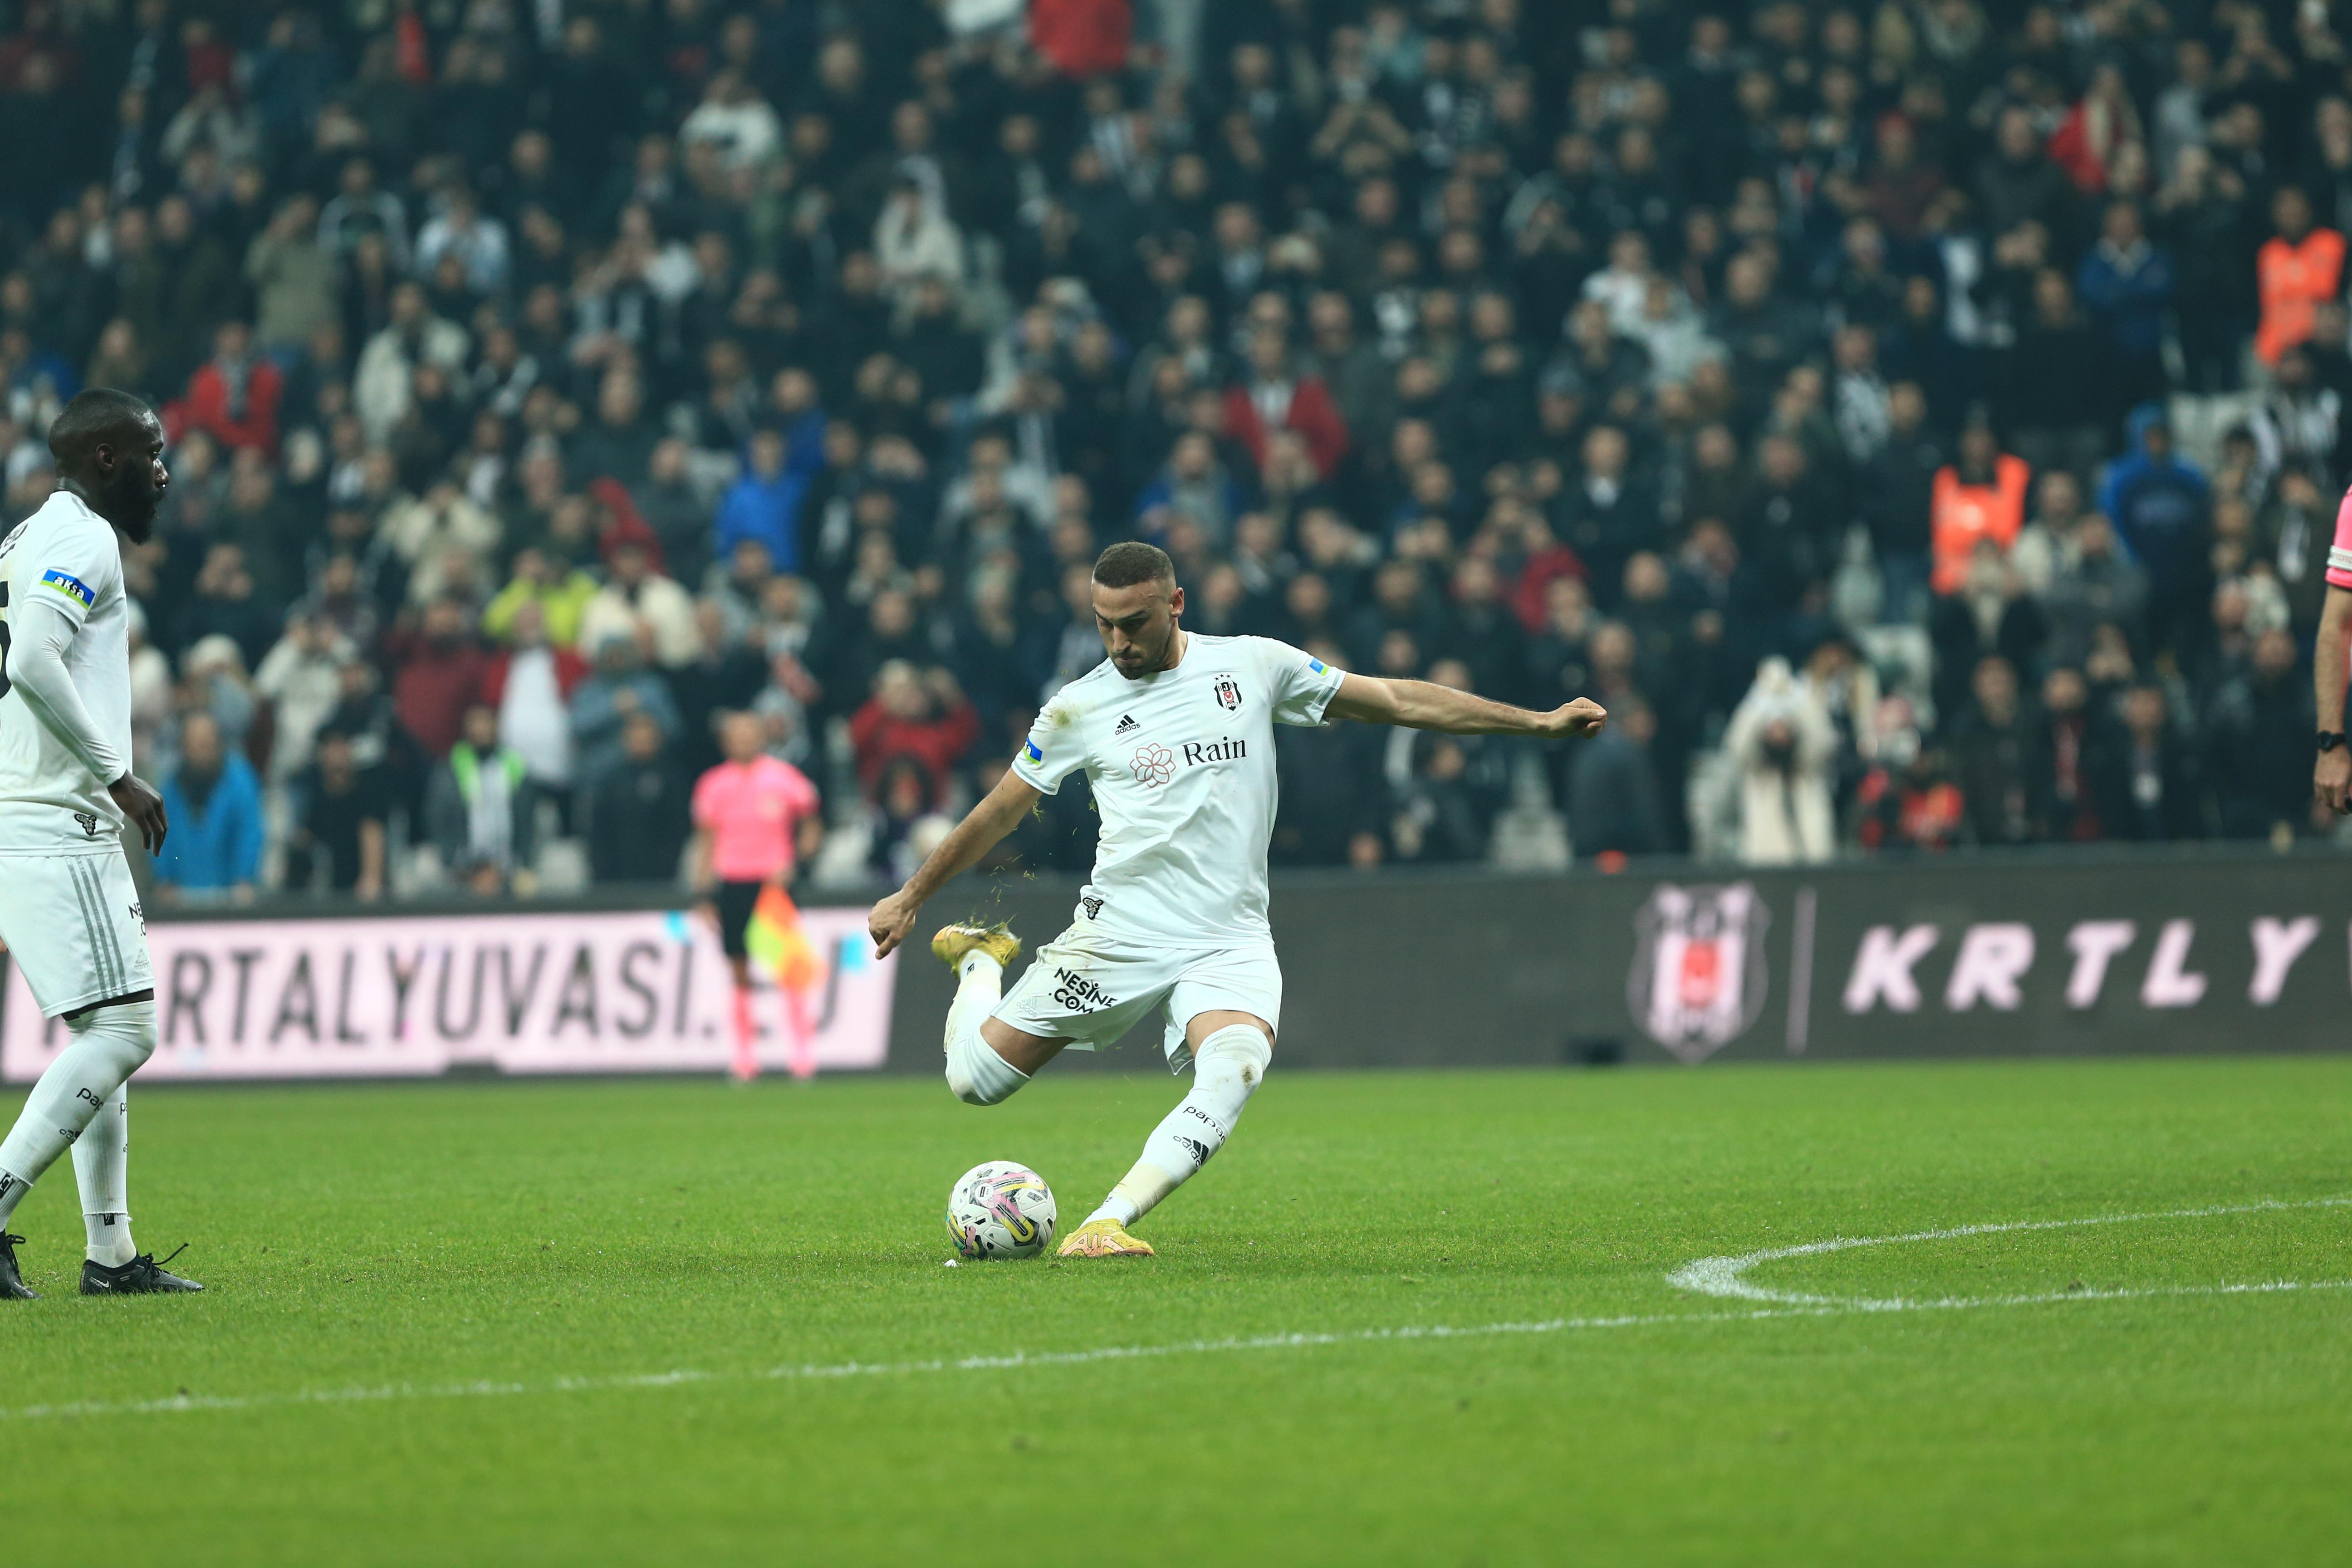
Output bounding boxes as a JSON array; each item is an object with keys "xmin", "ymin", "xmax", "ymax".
[
  {"xmin": 1029, "ymin": 0, "xmax": 1129, "ymax": 78},
  {"xmin": 848, "ymin": 661, "xmax": 980, "ymax": 808},
  {"xmin": 1221, "ymin": 325, "xmax": 1349, "ymax": 482},
  {"xmin": 163, "ymin": 319, "xmax": 284, "ymax": 457},
  {"xmin": 383, "ymin": 596, "xmax": 493, "ymax": 759}
]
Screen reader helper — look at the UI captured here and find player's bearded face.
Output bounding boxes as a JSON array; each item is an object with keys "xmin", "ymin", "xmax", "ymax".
[
  {"xmin": 104, "ymin": 421, "xmax": 169, "ymax": 543},
  {"xmin": 1095, "ymin": 581, "xmax": 1181, "ymax": 677}
]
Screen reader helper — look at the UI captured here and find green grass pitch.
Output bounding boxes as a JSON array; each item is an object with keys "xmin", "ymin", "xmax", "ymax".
[{"xmin": 2, "ymin": 1055, "xmax": 2348, "ymax": 1565}]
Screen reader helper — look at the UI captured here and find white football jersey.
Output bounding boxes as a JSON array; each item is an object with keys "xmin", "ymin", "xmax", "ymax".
[
  {"xmin": 0, "ymin": 489, "xmax": 132, "ymax": 847},
  {"xmin": 1012, "ymin": 632, "xmax": 1344, "ymax": 946}
]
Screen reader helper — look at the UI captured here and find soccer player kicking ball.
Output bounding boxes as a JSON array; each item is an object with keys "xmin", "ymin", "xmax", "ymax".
[
  {"xmin": 0, "ymin": 389, "xmax": 198, "ymax": 1298},
  {"xmin": 868, "ymin": 543, "xmax": 1606, "ymax": 1257}
]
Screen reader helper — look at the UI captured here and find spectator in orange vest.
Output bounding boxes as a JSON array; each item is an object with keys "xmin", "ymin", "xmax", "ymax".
[
  {"xmin": 1931, "ymin": 423, "xmax": 2031, "ymax": 594},
  {"xmin": 2255, "ymin": 185, "xmax": 2346, "ymax": 366}
]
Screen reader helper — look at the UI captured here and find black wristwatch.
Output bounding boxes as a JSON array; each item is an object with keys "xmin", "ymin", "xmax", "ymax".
[{"xmin": 2320, "ymin": 733, "xmax": 2347, "ymax": 753}]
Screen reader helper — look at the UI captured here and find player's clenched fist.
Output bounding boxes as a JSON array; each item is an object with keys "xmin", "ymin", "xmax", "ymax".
[
  {"xmin": 868, "ymin": 889, "xmax": 920, "ymax": 958},
  {"xmin": 1546, "ymin": 698, "xmax": 1608, "ymax": 739}
]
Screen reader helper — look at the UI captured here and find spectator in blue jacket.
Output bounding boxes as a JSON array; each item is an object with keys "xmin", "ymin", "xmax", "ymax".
[
  {"xmin": 2100, "ymin": 405, "xmax": 2211, "ymax": 654},
  {"xmin": 155, "ymin": 711, "xmax": 264, "ymax": 902},
  {"xmin": 714, "ymin": 426, "xmax": 808, "ymax": 574},
  {"xmin": 2077, "ymin": 200, "xmax": 2176, "ymax": 421}
]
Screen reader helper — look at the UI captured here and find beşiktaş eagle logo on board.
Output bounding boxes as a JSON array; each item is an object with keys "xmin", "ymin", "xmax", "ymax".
[{"xmin": 1627, "ymin": 882, "xmax": 1769, "ymax": 1063}]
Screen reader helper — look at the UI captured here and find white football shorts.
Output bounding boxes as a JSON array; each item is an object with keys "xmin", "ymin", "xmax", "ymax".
[
  {"xmin": 0, "ymin": 848, "xmax": 152, "ymax": 1017},
  {"xmin": 992, "ymin": 922, "xmax": 1282, "ymax": 1071}
]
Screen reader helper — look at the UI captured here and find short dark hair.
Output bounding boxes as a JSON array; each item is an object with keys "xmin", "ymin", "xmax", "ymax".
[
  {"xmin": 1093, "ymin": 541, "xmax": 1175, "ymax": 590},
  {"xmin": 48, "ymin": 387, "xmax": 154, "ymax": 470}
]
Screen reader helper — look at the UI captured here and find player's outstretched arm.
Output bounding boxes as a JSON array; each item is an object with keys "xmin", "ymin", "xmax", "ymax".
[
  {"xmin": 2315, "ymin": 584, "xmax": 2352, "ymax": 813},
  {"xmin": 1324, "ymin": 672, "xmax": 1607, "ymax": 740},
  {"xmin": 867, "ymin": 766, "xmax": 1044, "ymax": 957}
]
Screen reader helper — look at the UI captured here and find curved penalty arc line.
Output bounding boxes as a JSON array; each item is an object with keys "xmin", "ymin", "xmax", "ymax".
[{"xmin": 1664, "ymin": 1195, "xmax": 2352, "ymax": 1311}]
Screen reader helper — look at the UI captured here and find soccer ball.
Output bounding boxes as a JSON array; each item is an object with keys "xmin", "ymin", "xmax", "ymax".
[{"xmin": 946, "ymin": 1161, "xmax": 1057, "ymax": 1260}]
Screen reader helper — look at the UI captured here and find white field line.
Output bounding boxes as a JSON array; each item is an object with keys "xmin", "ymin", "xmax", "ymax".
[
  {"xmin": 5, "ymin": 1197, "xmax": 2345, "ymax": 1425},
  {"xmin": 1665, "ymin": 1195, "xmax": 2352, "ymax": 1308}
]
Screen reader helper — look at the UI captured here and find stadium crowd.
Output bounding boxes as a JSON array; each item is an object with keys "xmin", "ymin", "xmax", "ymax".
[{"xmin": 0, "ymin": 0, "xmax": 2345, "ymax": 898}]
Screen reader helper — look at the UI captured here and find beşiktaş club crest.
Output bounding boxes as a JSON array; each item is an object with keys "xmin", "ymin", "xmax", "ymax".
[
  {"xmin": 1627, "ymin": 882, "xmax": 1769, "ymax": 1063},
  {"xmin": 1210, "ymin": 673, "xmax": 1243, "ymax": 712}
]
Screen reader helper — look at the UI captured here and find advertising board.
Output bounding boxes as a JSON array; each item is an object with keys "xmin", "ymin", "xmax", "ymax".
[{"xmin": 1, "ymin": 905, "xmax": 896, "ymax": 1082}]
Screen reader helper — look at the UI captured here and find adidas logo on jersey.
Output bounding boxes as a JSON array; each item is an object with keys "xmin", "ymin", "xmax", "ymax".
[{"xmin": 1114, "ymin": 714, "xmax": 1138, "ymax": 735}]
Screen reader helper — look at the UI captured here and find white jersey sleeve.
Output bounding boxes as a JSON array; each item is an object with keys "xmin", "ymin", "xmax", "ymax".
[
  {"xmin": 1010, "ymin": 688, "xmax": 1089, "ymax": 794},
  {"xmin": 1252, "ymin": 637, "xmax": 1346, "ymax": 727},
  {"xmin": 15, "ymin": 523, "xmax": 109, "ymax": 631},
  {"xmin": 0, "ymin": 493, "xmax": 135, "ymax": 843}
]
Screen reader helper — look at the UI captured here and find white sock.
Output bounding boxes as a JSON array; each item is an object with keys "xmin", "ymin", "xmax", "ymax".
[
  {"xmin": 943, "ymin": 953, "xmax": 1028, "ymax": 1105},
  {"xmin": 1085, "ymin": 1024, "xmax": 1269, "ymax": 1228},
  {"xmin": 0, "ymin": 1000, "xmax": 156, "ymax": 1228},
  {"xmin": 75, "ymin": 1081, "xmax": 134, "ymax": 1265}
]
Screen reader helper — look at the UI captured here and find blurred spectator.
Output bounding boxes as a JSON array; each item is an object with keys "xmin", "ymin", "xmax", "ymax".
[
  {"xmin": 1272, "ymin": 644, "xmax": 1387, "ymax": 868},
  {"xmin": 482, "ymin": 548, "xmax": 598, "ymax": 652},
  {"xmin": 1223, "ymin": 325, "xmax": 1348, "ymax": 483},
  {"xmin": 1854, "ymin": 707, "xmax": 1968, "ymax": 855},
  {"xmin": 2099, "ymin": 408, "xmax": 2211, "ymax": 652},
  {"xmin": 850, "ymin": 663, "xmax": 980, "ymax": 810},
  {"xmin": 126, "ymin": 603, "xmax": 172, "ymax": 776},
  {"xmin": 1949, "ymin": 657, "xmax": 2035, "ymax": 848},
  {"xmin": 163, "ymin": 319, "xmax": 283, "ymax": 457},
  {"xmin": 2043, "ymin": 514, "xmax": 2151, "ymax": 669},
  {"xmin": 590, "ymin": 711, "xmax": 692, "ymax": 885},
  {"xmin": 1930, "ymin": 423, "xmax": 2029, "ymax": 596},
  {"xmin": 252, "ymin": 612, "xmax": 351, "ymax": 783},
  {"xmin": 284, "ymin": 730, "xmax": 387, "ymax": 898},
  {"xmin": 578, "ymin": 540, "xmax": 699, "ymax": 670},
  {"xmin": 385, "ymin": 597, "xmax": 492, "ymax": 760},
  {"xmin": 383, "ymin": 480, "xmax": 500, "ymax": 602},
  {"xmin": 2091, "ymin": 683, "xmax": 2204, "ymax": 842},
  {"xmin": 571, "ymin": 633, "xmax": 682, "ymax": 808},
  {"xmin": 1568, "ymin": 694, "xmax": 1668, "ymax": 858},
  {"xmin": 1382, "ymin": 660, "xmax": 1509, "ymax": 866},
  {"xmin": 426, "ymin": 705, "xmax": 537, "ymax": 895},
  {"xmin": 154, "ymin": 712, "xmax": 264, "ymax": 903},
  {"xmin": 715, "ymin": 426, "xmax": 810, "ymax": 576},
  {"xmin": 2076, "ymin": 201, "xmax": 2174, "ymax": 418},
  {"xmin": 485, "ymin": 602, "xmax": 588, "ymax": 828},
  {"xmin": 1724, "ymin": 658, "xmax": 1837, "ymax": 866},
  {"xmin": 2254, "ymin": 186, "xmax": 2343, "ymax": 367},
  {"xmin": 2203, "ymin": 628, "xmax": 2314, "ymax": 841},
  {"xmin": 2027, "ymin": 668, "xmax": 2106, "ymax": 845}
]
